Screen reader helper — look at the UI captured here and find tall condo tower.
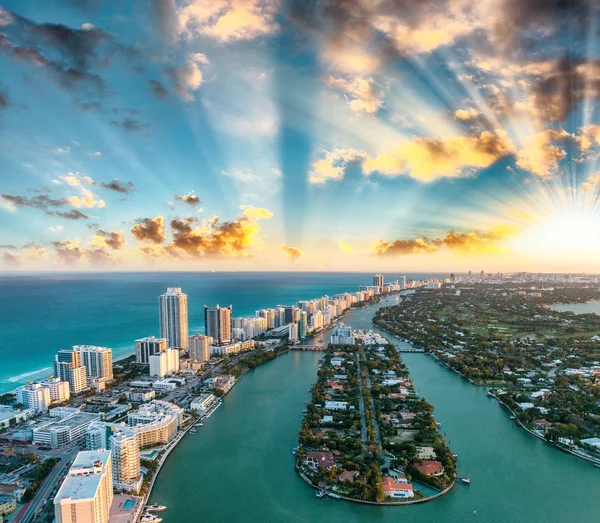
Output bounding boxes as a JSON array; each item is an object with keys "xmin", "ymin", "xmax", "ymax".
[
  {"xmin": 373, "ymin": 273, "xmax": 384, "ymax": 290},
  {"xmin": 159, "ymin": 287, "xmax": 189, "ymax": 348},
  {"xmin": 204, "ymin": 305, "xmax": 232, "ymax": 345}
]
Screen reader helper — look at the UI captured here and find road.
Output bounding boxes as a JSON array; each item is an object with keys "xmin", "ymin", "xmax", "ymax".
[
  {"xmin": 14, "ymin": 452, "xmax": 72, "ymax": 523},
  {"xmin": 355, "ymin": 351, "xmax": 368, "ymax": 447}
]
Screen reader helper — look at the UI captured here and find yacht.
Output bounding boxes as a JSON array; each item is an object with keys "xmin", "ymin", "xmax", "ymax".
[
  {"xmin": 291, "ymin": 447, "xmax": 297, "ymax": 455},
  {"xmin": 316, "ymin": 489, "xmax": 326, "ymax": 498},
  {"xmin": 146, "ymin": 504, "xmax": 167, "ymax": 512},
  {"xmin": 461, "ymin": 476, "xmax": 471, "ymax": 485},
  {"xmin": 141, "ymin": 515, "xmax": 163, "ymax": 523}
]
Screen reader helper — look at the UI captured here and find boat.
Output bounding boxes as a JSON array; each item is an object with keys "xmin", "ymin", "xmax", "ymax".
[
  {"xmin": 196, "ymin": 422, "xmax": 204, "ymax": 427},
  {"xmin": 316, "ymin": 489, "xmax": 326, "ymax": 498},
  {"xmin": 291, "ymin": 447, "xmax": 297, "ymax": 455},
  {"xmin": 190, "ymin": 428, "xmax": 197, "ymax": 434},
  {"xmin": 146, "ymin": 504, "xmax": 167, "ymax": 512},
  {"xmin": 461, "ymin": 476, "xmax": 471, "ymax": 485},
  {"xmin": 141, "ymin": 515, "xmax": 163, "ymax": 523}
]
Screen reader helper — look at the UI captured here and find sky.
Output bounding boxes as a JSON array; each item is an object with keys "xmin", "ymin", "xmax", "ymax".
[{"xmin": 1, "ymin": 0, "xmax": 600, "ymax": 273}]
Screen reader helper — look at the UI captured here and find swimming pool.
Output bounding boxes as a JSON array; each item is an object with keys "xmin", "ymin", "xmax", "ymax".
[{"xmin": 123, "ymin": 499, "xmax": 136, "ymax": 509}]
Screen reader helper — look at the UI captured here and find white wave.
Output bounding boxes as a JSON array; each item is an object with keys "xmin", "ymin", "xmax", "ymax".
[{"xmin": 6, "ymin": 366, "xmax": 52, "ymax": 383}]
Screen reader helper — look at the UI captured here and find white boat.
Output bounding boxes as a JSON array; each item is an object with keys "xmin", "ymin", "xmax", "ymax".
[
  {"xmin": 461, "ymin": 476, "xmax": 471, "ymax": 485},
  {"xmin": 316, "ymin": 489, "xmax": 326, "ymax": 498},
  {"xmin": 146, "ymin": 504, "xmax": 167, "ymax": 512},
  {"xmin": 141, "ymin": 515, "xmax": 163, "ymax": 523}
]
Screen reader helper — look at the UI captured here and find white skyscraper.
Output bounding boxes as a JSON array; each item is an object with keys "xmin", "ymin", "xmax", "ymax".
[
  {"xmin": 135, "ymin": 336, "xmax": 168, "ymax": 365},
  {"xmin": 159, "ymin": 288, "xmax": 189, "ymax": 349},
  {"xmin": 54, "ymin": 449, "xmax": 113, "ymax": 523},
  {"xmin": 73, "ymin": 346, "xmax": 113, "ymax": 382}
]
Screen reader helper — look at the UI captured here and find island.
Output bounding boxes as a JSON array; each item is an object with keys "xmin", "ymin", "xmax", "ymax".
[
  {"xmin": 295, "ymin": 324, "xmax": 457, "ymax": 504},
  {"xmin": 374, "ymin": 282, "xmax": 600, "ymax": 465}
]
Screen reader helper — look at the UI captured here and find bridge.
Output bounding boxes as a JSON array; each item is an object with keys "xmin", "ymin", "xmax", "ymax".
[
  {"xmin": 394, "ymin": 346, "xmax": 425, "ymax": 353},
  {"xmin": 290, "ymin": 345, "xmax": 326, "ymax": 351}
]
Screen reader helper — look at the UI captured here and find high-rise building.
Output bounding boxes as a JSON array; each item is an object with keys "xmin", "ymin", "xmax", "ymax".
[
  {"xmin": 41, "ymin": 377, "xmax": 70, "ymax": 403},
  {"xmin": 109, "ymin": 429, "xmax": 140, "ymax": 491},
  {"xmin": 189, "ymin": 334, "xmax": 212, "ymax": 362},
  {"xmin": 283, "ymin": 306, "xmax": 296, "ymax": 325},
  {"xmin": 149, "ymin": 348, "xmax": 180, "ymax": 378},
  {"xmin": 288, "ymin": 323, "xmax": 299, "ymax": 342},
  {"xmin": 373, "ymin": 273, "xmax": 384, "ymax": 290},
  {"xmin": 204, "ymin": 305, "xmax": 232, "ymax": 345},
  {"xmin": 54, "ymin": 350, "xmax": 88, "ymax": 395},
  {"xmin": 135, "ymin": 336, "xmax": 168, "ymax": 365},
  {"xmin": 73, "ymin": 346, "xmax": 113, "ymax": 382},
  {"xmin": 299, "ymin": 311, "xmax": 308, "ymax": 339},
  {"xmin": 159, "ymin": 288, "xmax": 189, "ymax": 349},
  {"xmin": 54, "ymin": 449, "xmax": 113, "ymax": 523},
  {"xmin": 15, "ymin": 383, "xmax": 51, "ymax": 413}
]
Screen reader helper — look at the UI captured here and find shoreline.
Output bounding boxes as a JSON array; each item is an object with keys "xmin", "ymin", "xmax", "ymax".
[
  {"xmin": 295, "ymin": 463, "xmax": 456, "ymax": 506},
  {"xmin": 0, "ymin": 288, "xmax": 389, "ymax": 396},
  {"xmin": 373, "ymin": 321, "xmax": 600, "ymax": 468}
]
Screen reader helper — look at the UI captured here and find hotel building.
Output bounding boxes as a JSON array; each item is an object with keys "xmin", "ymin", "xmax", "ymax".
[
  {"xmin": 159, "ymin": 287, "xmax": 189, "ymax": 348},
  {"xmin": 135, "ymin": 336, "xmax": 168, "ymax": 365},
  {"xmin": 54, "ymin": 449, "xmax": 113, "ymax": 523}
]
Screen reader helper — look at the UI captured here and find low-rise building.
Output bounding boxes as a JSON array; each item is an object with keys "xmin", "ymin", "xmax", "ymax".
[
  {"xmin": 382, "ymin": 476, "xmax": 414, "ymax": 499},
  {"xmin": 190, "ymin": 393, "xmax": 217, "ymax": 414},
  {"xmin": 305, "ymin": 451, "xmax": 335, "ymax": 470},
  {"xmin": 414, "ymin": 460, "xmax": 444, "ymax": 477},
  {"xmin": 33, "ymin": 412, "xmax": 101, "ymax": 448},
  {"xmin": 324, "ymin": 401, "xmax": 348, "ymax": 411}
]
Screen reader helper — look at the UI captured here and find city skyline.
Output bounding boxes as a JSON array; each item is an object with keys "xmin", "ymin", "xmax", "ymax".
[{"xmin": 1, "ymin": 1, "xmax": 600, "ymax": 273}]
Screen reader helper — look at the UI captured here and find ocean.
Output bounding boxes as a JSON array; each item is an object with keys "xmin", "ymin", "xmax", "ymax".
[{"xmin": 0, "ymin": 272, "xmax": 441, "ymax": 394}]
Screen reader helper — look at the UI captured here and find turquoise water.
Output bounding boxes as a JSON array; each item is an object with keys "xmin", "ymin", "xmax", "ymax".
[
  {"xmin": 150, "ymin": 299, "xmax": 600, "ymax": 522},
  {"xmin": 0, "ymin": 272, "xmax": 437, "ymax": 393},
  {"xmin": 550, "ymin": 300, "xmax": 600, "ymax": 315},
  {"xmin": 123, "ymin": 500, "xmax": 135, "ymax": 509}
]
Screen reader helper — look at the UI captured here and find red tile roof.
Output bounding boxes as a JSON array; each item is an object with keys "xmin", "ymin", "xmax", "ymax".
[
  {"xmin": 414, "ymin": 460, "xmax": 444, "ymax": 475},
  {"xmin": 382, "ymin": 477, "xmax": 414, "ymax": 492}
]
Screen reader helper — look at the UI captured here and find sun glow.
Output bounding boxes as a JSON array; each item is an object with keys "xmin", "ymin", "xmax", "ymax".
[{"xmin": 519, "ymin": 208, "xmax": 600, "ymax": 254}]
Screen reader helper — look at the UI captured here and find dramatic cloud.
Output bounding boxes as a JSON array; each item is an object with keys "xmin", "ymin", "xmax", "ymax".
[
  {"xmin": 515, "ymin": 129, "xmax": 570, "ymax": 178},
  {"xmin": 51, "ymin": 239, "xmax": 85, "ymax": 265},
  {"xmin": 67, "ymin": 187, "xmax": 105, "ymax": 209},
  {"xmin": 281, "ymin": 244, "xmax": 303, "ymax": 262},
  {"xmin": 167, "ymin": 206, "xmax": 273, "ymax": 258},
  {"xmin": 174, "ymin": 192, "xmax": 201, "ymax": 206},
  {"xmin": 58, "ymin": 172, "xmax": 135, "ymax": 194},
  {"xmin": 131, "ymin": 216, "xmax": 166, "ymax": 244},
  {"xmin": 373, "ymin": 229, "xmax": 511, "ymax": 256},
  {"xmin": 55, "ymin": 209, "xmax": 91, "ymax": 220},
  {"xmin": 325, "ymin": 75, "xmax": 384, "ymax": 114},
  {"xmin": 177, "ymin": 0, "xmax": 279, "ymax": 42},
  {"xmin": 455, "ymin": 108, "xmax": 481, "ymax": 122},
  {"xmin": 170, "ymin": 52, "xmax": 209, "ymax": 101},
  {"xmin": 363, "ymin": 131, "xmax": 514, "ymax": 182},
  {"xmin": 93, "ymin": 229, "xmax": 125, "ymax": 250},
  {"xmin": 310, "ymin": 148, "xmax": 366, "ymax": 184}
]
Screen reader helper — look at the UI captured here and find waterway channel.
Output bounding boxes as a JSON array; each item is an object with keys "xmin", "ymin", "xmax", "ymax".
[{"xmin": 151, "ymin": 299, "xmax": 600, "ymax": 522}]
